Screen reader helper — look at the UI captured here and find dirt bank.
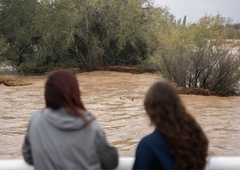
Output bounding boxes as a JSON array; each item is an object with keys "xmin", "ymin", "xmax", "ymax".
[
  {"xmin": 91, "ymin": 66, "xmax": 154, "ymax": 74},
  {"xmin": 171, "ymin": 83, "xmax": 238, "ymax": 97}
]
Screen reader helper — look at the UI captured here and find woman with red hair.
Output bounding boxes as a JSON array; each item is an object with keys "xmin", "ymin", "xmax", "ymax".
[{"xmin": 22, "ymin": 69, "xmax": 118, "ymax": 169}]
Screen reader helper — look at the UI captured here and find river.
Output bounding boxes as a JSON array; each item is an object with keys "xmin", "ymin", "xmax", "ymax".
[{"xmin": 0, "ymin": 71, "xmax": 240, "ymax": 159}]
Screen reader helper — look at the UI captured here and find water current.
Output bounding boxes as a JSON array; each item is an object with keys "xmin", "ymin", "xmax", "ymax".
[{"xmin": 0, "ymin": 71, "xmax": 240, "ymax": 159}]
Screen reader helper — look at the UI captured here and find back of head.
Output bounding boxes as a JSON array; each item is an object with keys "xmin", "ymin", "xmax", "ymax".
[
  {"xmin": 144, "ymin": 81, "xmax": 208, "ymax": 169},
  {"xmin": 45, "ymin": 68, "xmax": 87, "ymax": 121}
]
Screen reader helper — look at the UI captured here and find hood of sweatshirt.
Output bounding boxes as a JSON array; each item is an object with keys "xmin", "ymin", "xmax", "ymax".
[{"xmin": 42, "ymin": 108, "xmax": 94, "ymax": 130}]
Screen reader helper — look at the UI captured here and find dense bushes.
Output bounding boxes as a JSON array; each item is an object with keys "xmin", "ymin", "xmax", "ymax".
[
  {"xmin": 150, "ymin": 14, "xmax": 240, "ymax": 92},
  {"xmin": 0, "ymin": 0, "xmax": 167, "ymax": 72}
]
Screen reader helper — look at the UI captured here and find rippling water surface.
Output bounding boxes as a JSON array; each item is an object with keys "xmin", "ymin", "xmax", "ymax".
[{"xmin": 1, "ymin": 71, "xmax": 240, "ymax": 159}]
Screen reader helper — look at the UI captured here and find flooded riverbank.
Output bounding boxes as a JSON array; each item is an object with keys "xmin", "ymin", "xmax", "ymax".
[{"xmin": 1, "ymin": 71, "xmax": 240, "ymax": 159}]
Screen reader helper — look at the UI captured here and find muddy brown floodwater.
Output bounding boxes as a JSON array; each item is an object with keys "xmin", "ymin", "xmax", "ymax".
[{"xmin": 1, "ymin": 71, "xmax": 240, "ymax": 159}]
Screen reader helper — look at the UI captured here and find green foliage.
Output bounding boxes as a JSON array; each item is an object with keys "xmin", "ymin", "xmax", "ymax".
[
  {"xmin": 137, "ymin": 59, "xmax": 153, "ymax": 70},
  {"xmin": 0, "ymin": 0, "xmax": 168, "ymax": 73},
  {"xmin": 0, "ymin": 0, "xmax": 38, "ymax": 65},
  {"xmin": 0, "ymin": 35, "xmax": 9, "ymax": 75},
  {"xmin": 151, "ymin": 14, "xmax": 240, "ymax": 92}
]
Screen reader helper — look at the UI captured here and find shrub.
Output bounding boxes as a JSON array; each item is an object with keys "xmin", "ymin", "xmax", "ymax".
[{"xmin": 151, "ymin": 14, "xmax": 240, "ymax": 92}]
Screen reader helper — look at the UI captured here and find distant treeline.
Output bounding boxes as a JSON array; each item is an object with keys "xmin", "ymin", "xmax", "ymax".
[{"xmin": 167, "ymin": 14, "xmax": 240, "ymax": 39}]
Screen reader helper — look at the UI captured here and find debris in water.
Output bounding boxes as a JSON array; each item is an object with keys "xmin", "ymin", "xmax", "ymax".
[{"xmin": 0, "ymin": 77, "xmax": 32, "ymax": 86}]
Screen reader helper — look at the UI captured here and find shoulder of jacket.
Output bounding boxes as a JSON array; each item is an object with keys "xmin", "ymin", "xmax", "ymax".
[
  {"xmin": 30, "ymin": 109, "xmax": 45, "ymax": 121},
  {"xmin": 33, "ymin": 109, "xmax": 44, "ymax": 116},
  {"xmin": 139, "ymin": 132, "xmax": 158, "ymax": 147},
  {"xmin": 90, "ymin": 119, "xmax": 102, "ymax": 131},
  {"xmin": 90, "ymin": 120, "xmax": 107, "ymax": 138}
]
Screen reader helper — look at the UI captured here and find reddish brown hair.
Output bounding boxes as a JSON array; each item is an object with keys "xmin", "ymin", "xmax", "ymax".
[
  {"xmin": 45, "ymin": 68, "xmax": 87, "ymax": 122},
  {"xmin": 144, "ymin": 81, "xmax": 208, "ymax": 169}
]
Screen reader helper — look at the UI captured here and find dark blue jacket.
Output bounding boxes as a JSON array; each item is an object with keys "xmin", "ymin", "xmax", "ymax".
[{"xmin": 133, "ymin": 129, "xmax": 175, "ymax": 169}]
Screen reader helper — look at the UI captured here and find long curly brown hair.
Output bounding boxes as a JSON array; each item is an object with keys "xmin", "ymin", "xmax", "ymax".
[{"xmin": 144, "ymin": 81, "xmax": 208, "ymax": 169}]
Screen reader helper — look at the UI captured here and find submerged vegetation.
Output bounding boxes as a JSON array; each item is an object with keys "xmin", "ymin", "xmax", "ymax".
[
  {"xmin": 0, "ymin": 77, "xmax": 32, "ymax": 86},
  {"xmin": 0, "ymin": 0, "xmax": 240, "ymax": 92}
]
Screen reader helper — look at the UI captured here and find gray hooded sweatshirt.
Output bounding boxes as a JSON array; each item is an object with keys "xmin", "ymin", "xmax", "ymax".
[{"xmin": 22, "ymin": 108, "xmax": 118, "ymax": 170}]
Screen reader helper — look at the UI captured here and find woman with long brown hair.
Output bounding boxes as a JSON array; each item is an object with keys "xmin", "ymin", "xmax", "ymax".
[
  {"xmin": 22, "ymin": 69, "xmax": 118, "ymax": 169},
  {"xmin": 133, "ymin": 81, "xmax": 208, "ymax": 169}
]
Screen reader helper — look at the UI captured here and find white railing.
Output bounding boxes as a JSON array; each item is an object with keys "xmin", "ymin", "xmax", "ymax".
[{"xmin": 1, "ymin": 157, "xmax": 240, "ymax": 169}]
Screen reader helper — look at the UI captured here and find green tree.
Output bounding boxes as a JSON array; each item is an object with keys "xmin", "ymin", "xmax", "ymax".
[
  {"xmin": 0, "ymin": 0, "xmax": 169, "ymax": 72},
  {"xmin": 0, "ymin": 0, "xmax": 38, "ymax": 67}
]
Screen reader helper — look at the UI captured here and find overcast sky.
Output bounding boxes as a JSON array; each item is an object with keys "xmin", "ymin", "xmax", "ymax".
[{"xmin": 154, "ymin": 0, "xmax": 240, "ymax": 23}]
